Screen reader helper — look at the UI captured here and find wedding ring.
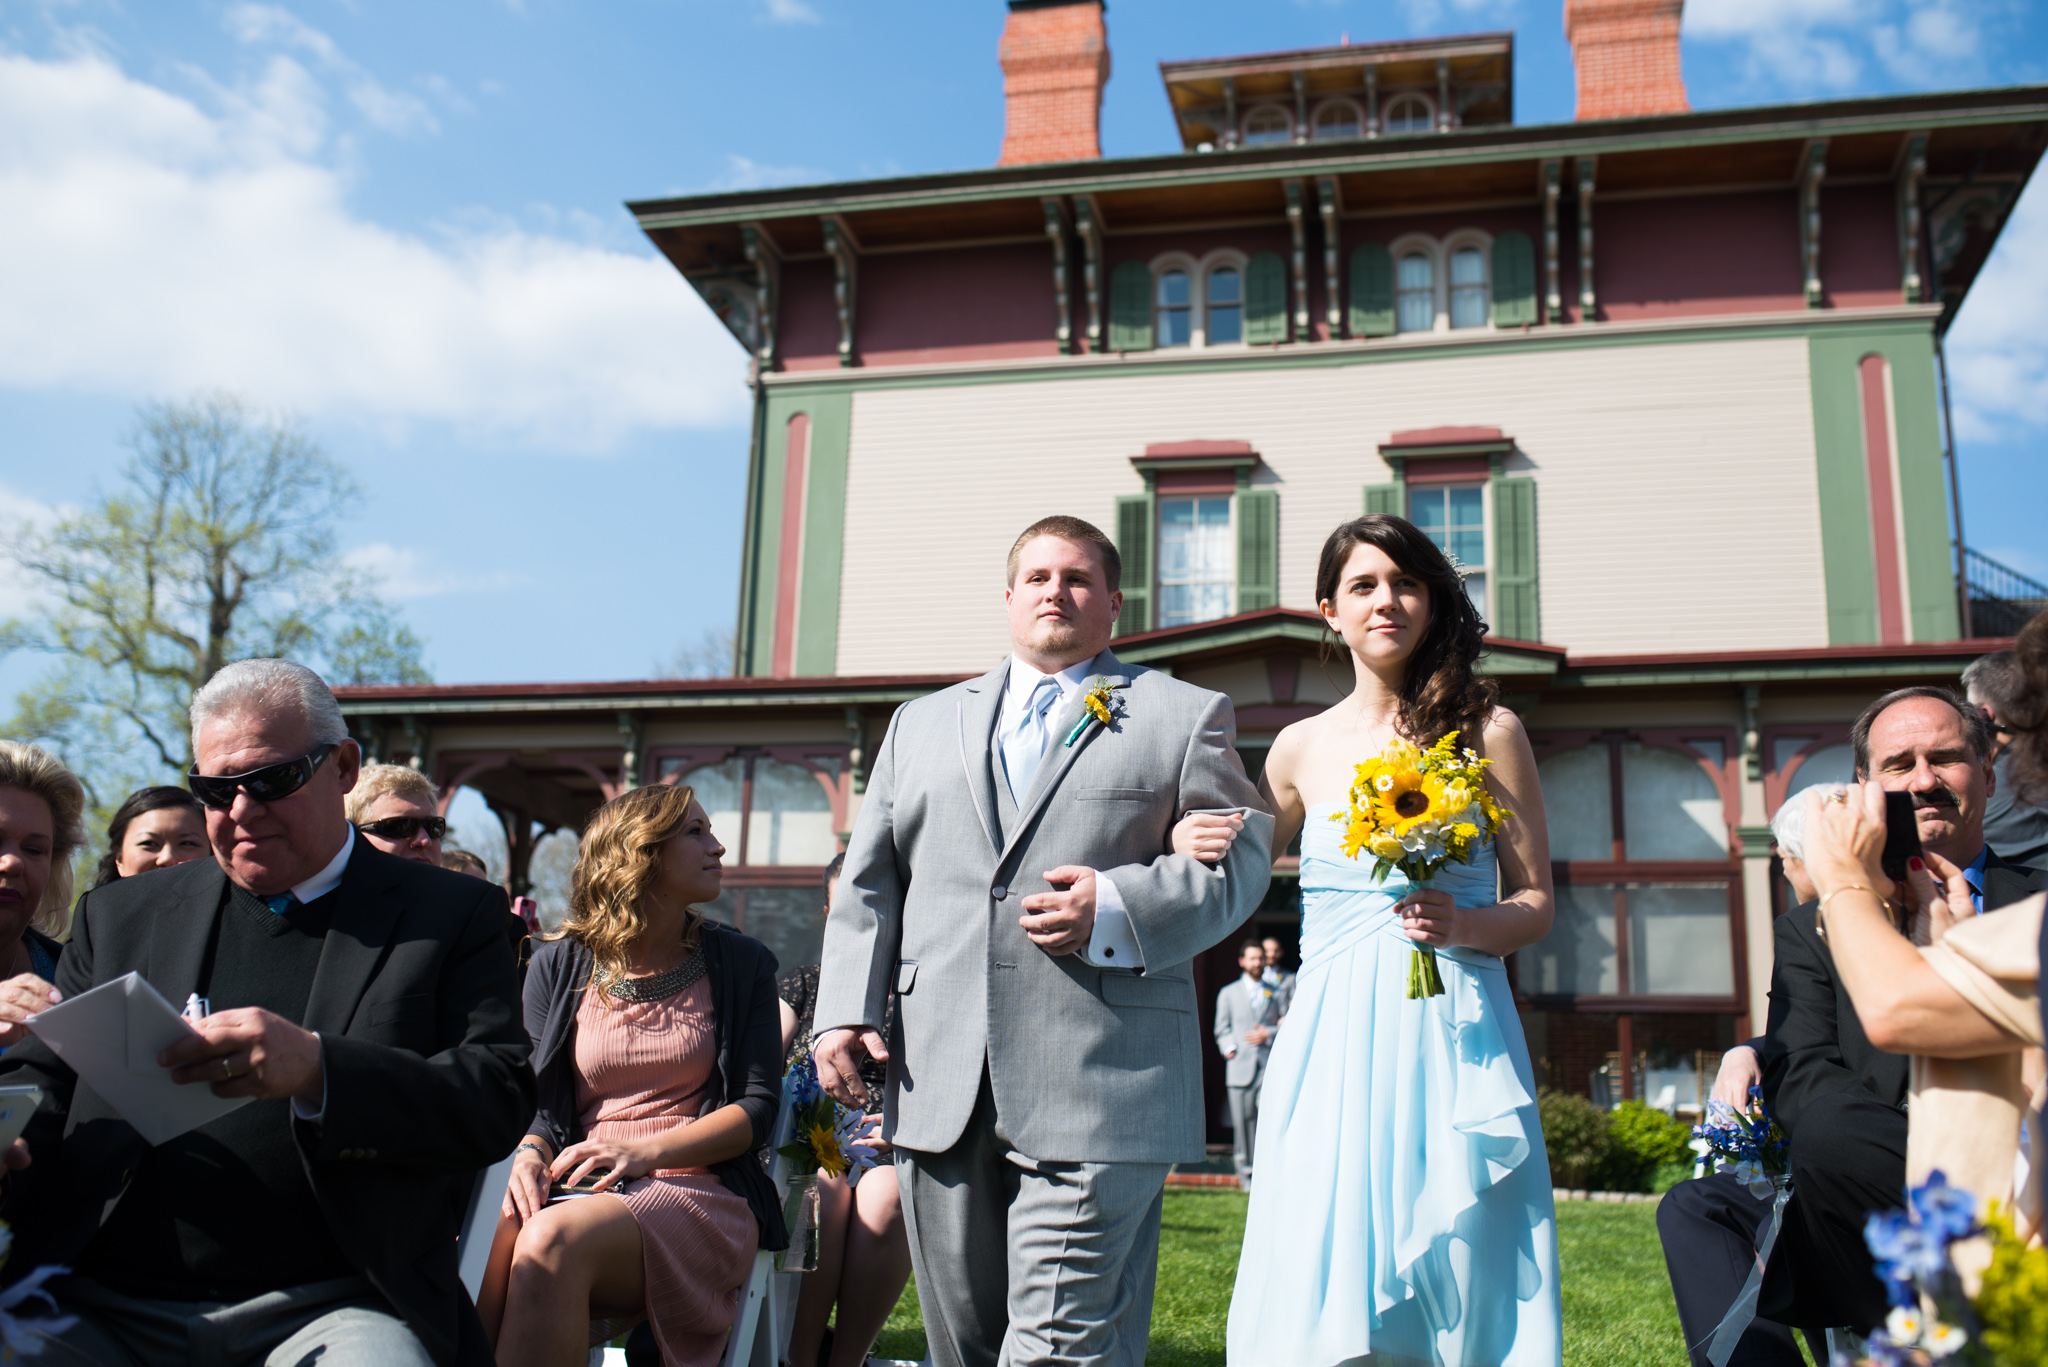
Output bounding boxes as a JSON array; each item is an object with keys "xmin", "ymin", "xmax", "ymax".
[{"xmin": 219, "ymin": 1057, "xmax": 238, "ymax": 1081}]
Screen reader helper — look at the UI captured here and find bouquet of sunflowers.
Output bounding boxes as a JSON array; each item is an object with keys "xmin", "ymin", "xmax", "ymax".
[{"xmin": 1333, "ymin": 730, "xmax": 1509, "ymax": 999}]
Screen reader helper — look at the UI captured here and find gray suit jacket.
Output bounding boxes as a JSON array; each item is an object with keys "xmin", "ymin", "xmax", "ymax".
[
  {"xmin": 813, "ymin": 648, "xmax": 1274, "ymax": 1164},
  {"xmin": 1212, "ymin": 975, "xmax": 1281, "ymax": 1088}
]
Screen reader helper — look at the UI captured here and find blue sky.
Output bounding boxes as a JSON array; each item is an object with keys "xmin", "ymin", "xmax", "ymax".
[{"xmin": 1, "ymin": 0, "xmax": 2043, "ymax": 696}]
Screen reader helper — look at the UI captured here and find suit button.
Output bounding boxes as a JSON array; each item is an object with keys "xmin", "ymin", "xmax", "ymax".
[{"xmin": 991, "ymin": 885, "xmax": 1008, "ymax": 901}]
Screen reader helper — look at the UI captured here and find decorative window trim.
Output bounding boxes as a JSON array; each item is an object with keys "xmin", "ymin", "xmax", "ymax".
[
  {"xmin": 1387, "ymin": 232, "xmax": 1443, "ymax": 334},
  {"xmin": 1310, "ymin": 98, "xmax": 1366, "ymax": 141},
  {"xmin": 1380, "ymin": 91, "xmax": 1437, "ymax": 137},
  {"xmin": 1147, "ymin": 251, "xmax": 1250, "ymax": 350},
  {"xmin": 647, "ymin": 744, "xmax": 849, "ymax": 869},
  {"xmin": 1241, "ymin": 103, "xmax": 1295, "ymax": 145},
  {"xmin": 1149, "ymin": 252, "xmax": 1199, "ymax": 350},
  {"xmin": 1116, "ymin": 442, "xmax": 1277, "ymax": 635},
  {"xmin": 1441, "ymin": 228, "xmax": 1496, "ymax": 332}
]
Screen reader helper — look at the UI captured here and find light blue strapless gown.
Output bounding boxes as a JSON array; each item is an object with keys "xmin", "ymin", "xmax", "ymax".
[{"xmin": 1226, "ymin": 805, "xmax": 1561, "ymax": 1367}]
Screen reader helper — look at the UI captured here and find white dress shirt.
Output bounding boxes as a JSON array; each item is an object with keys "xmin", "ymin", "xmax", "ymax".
[{"xmin": 1002, "ymin": 657, "xmax": 1143, "ymax": 971}]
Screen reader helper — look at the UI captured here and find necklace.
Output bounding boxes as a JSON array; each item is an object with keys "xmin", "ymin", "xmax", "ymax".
[{"xmin": 607, "ymin": 945, "xmax": 707, "ymax": 1002}]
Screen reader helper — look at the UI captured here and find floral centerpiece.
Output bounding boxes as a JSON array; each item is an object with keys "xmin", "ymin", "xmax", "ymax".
[
  {"xmin": 774, "ymin": 1056, "xmax": 879, "ymax": 1272},
  {"xmin": 1332, "ymin": 730, "xmax": 1509, "ymax": 999},
  {"xmin": 1836, "ymin": 1170, "xmax": 2048, "ymax": 1367}
]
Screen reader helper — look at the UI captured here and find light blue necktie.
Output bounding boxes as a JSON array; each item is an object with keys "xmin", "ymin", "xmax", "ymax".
[
  {"xmin": 265, "ymin": 893, "xmax": 297, "ymax": 916},
  {"xmin": 1002, "ymin": 677, "xmax": 1060, "ymax": 803}
]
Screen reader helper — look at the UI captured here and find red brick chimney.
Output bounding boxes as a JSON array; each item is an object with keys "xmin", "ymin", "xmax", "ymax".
[
  {"xmin": 997, "ymin": 0, "xmax": 1109, "ymax": 166},
  {"xmin": 1564, "ymin": 0, "xmax": 1690, "ymax": 120}
]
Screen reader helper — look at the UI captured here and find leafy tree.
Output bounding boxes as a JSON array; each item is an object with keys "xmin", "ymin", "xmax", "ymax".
[{"xmin": 3, "ymin": 392, "xmax": 429, "ymax": 817}]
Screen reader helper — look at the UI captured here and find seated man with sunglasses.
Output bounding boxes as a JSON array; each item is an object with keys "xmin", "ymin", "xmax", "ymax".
[
  {"xmin": 348, "ymin": 764, "xmax": 448, "ymax": 867},
  {"xmin": 0, "ymin": 658, "xmax": 535, "ymax": 1367}
]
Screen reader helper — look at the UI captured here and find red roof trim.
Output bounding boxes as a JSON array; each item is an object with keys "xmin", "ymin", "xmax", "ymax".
[
  {"xmin": 1383, "ymin": 426, "xmax": 1505, "ymax": 448},
  {"xmin": 1136, "ymin": 440, "xmax": 1259, "ymax": 461}
]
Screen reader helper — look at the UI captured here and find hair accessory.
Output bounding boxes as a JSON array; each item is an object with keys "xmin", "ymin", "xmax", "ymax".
[{"xmin": 606, "ymin": 946, "xmax": 707, "ymax": 1002}]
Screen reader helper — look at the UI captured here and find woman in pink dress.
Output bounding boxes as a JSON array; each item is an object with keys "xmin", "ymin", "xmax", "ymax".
[{"xmin": 478, "ymin": 782, "xmax": 786, "ymax": 1367}]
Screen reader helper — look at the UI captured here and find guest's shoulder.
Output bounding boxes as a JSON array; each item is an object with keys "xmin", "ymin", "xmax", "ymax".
[
  {"xmin": 1116, "ymin": 661, "xmax": 1230, "ymax": 718},
  {"xmin": 78, "ymin": 855, "xmax": 225, "ymax": 920},
  {"xmin": 363, "ymin": 845, "xmax": 508, "ymax": 924},
  {"xmin": 702, "ymin": 918, "xmax": 778, "ymax": 976},
  {"xmin": 1772, "ymin": 901, "xmax": 1823, "ymax": 955}
]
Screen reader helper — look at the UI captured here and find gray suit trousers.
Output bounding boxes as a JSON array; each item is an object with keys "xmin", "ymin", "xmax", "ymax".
[
  {"xmin": 1227, "ymin": 1071, "xmax": 1263, "ymax": 1184},
  {"xmin": 898, "ymin": 1073, "xmax": 1169, "ymax": 1367}
]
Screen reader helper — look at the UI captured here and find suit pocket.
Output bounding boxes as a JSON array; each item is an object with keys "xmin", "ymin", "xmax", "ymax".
[
  {"xmin": 1075, "ymin": 787, "xmax": 1153, "ymax": 802},
  {"xmin": 896, "ymin": 960, "xmax": 917, "ymax": 995},
  {"xmin": 1100, "ymin": 973, "xmax": 1189, "ymax": 1012}
]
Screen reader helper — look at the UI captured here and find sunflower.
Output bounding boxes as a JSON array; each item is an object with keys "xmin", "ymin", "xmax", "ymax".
[
  {"xmin": 806, "ymin": 1120, "xmax": 848, "ymax": 1178},
  {"xmin": 1368, "ymin": 767, "xmax": 1458, "ymax": 838}
]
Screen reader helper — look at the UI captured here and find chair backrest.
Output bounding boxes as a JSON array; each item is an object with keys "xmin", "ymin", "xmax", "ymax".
[
  {"xmin": 458, "ymin": 1152, "xmax": 519, "ymax": 1300},
  {"xmin": 717, "ymin": 1075, "xmax": 802, "ymax": 1367}
]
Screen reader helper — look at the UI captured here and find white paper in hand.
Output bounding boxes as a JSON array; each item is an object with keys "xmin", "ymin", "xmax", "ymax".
[{"xmin": 26, "ymin": 972, "xmax": 253, "ymax": 1145}]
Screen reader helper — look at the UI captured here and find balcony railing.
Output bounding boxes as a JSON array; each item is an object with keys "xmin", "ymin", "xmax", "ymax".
[{"xmin": 1963, "ymin": 547, "xmax": 2048, "ymax": 638}]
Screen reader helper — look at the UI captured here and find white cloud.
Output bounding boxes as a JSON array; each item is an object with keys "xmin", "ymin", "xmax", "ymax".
[
  {"xmin": 343, "ymin": 543, "xmax": 524, "ymax": 600},
  {"xmin": 0, "ymin": 44, "xmax": 747, "ymax": 448},
  {"xmin": 760, "ymin": 0, "xmax": 821, "ymax": 24},
  {"xmin": 224, "ymin": 4, "xmax": 437, "ymax": 138},
  {"xmin": 1399, "ymin": 0, "xmax": 1518, "ymax": 30},
  {"xmin": 1683, "ymin": 0, "xmax": 1993, "ymax": 91},
  {"xmin": 712, "ymin": 154, "xmax": 823, "ymax": 191},
  {"xmin": 1944, "ymin": 175, "xmax": 2048, "ymax": 448}
]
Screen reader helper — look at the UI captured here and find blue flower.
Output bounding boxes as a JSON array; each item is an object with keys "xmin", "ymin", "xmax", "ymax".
[
  {"xmin": 1865, "ymin": 1209, "xmax": 1949, "ymax": 1301},
  {"xmin": 1907, "ymin": 1170, "xmax": 1977, "ymax": 1243}
]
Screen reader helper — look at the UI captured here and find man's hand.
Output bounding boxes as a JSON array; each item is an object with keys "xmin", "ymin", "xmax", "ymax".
[
  {"xmin": 0, "ymin": 974, "xmax": 60, "ymax": 1049},
  {"xmin": 1711, "ymin": 1044, "xmax": 1762, "ymax": 1109},
  {"xmin": 1020, "ymin": 866, "xmax": 1098, "ymax": 956},
  {"xmin": 815, "ymin": 1026, "xmax": 889, "ymax": 1109},
  {"xmin": 159, "ymin": 1007, "xmax": 325, "ymax": 1103},
  {"xmin": 1244, "ymin": 1024, "xmax": 1274, "ymax": 1047}
]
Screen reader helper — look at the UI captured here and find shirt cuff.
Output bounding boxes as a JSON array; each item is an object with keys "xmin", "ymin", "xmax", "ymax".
[
  {"xmin": 291, "ymin": 1035, "xmax": 327, "ymax": 1123},
  {"xmin": 1080, "ymin": 871, "xmax": 1146, "ymax": 970}
]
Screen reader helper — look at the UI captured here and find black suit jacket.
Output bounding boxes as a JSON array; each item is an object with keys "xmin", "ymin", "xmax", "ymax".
[
  {"xmin": 0, "ymin": 842, "xmax": 536, "ymax": 1367},
  {"xmin": 1762, "ymin": 848, "xmax": 2047, "ymax": 1138}
]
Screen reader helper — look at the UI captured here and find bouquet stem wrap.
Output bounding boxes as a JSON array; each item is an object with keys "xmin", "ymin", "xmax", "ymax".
[
  {"xmin": 1700, "ymin": 1175, "xmax": 1791, "ymax": 1367},
  {"xmin": 1405, "ymin": 876, "xmax": 1446, "ymax": 1000}
]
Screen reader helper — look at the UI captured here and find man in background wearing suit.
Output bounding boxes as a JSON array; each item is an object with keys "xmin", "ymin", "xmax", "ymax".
[
  {"xmin": 1259, "ymin": 934, "xmax": 1296, "ymax": 1017},
  {"xmin": 812, "ymin": 516, "xmax": 1273, "ymax": 1367},
  {"xmin": 1, "ymin": 659, "xmax": 534, "ymax": 1367},
  {"xmin": 1214, "ymin": 940, "xmax": 1280, "ymax": 1188}
]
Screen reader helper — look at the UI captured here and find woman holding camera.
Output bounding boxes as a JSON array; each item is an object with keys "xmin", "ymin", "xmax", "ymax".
[{"xmin": 477, "ymin": 782, "xmax": 784, "ymax": 1367}]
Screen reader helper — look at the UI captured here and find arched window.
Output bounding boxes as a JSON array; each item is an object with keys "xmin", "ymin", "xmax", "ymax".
[
  {"xmin": 748, "ymin": 758, "xmax": 837, "ymax": 866},
  {"xmin": 1206, "ymin": 265, "xmax": 1243, "ymax": 344},
  {"xmin": 1621, "ymin": 744, "xmax": 1727, "ymax": 861},
  {"xmin": 685, "ymin": 757, "xmax": 744, "ymax": 848},
  {"xmin": 1395, "ymin": 251, "xmax": 1434, "ymax": 333},
  {"xmin": 1156, "ymin": 269, "xmax": 1192, "ymax": 348},
  {"xmin": 1242, "ymin": 106, "xmax": 1292, "ymax": 146},
  {"xmin": 1782, "ymin": 742, "xmax": 1854, "ymax": 803},
  {"xmin": 1311, "ymin": 101, "xmax": 1361, "ymax": 141},
  {"xmin": 1449, "ymin": 246, "xmax": 1489, "ymax": 329},
  {"xmin": 1383, "ymin": 93, "xmax": 1434, "ymax": 135}
]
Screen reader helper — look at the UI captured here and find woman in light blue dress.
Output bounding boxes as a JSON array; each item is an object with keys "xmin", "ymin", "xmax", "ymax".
[{"xmin": 1223, "ymin": 514, "xmax": 1562, "ymax": 1367}]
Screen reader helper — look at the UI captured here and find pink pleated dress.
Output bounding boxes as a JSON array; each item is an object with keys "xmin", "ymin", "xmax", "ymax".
[{"xmin": 575, "ymin": 978, "xmax": 759, "ymax": 1364}]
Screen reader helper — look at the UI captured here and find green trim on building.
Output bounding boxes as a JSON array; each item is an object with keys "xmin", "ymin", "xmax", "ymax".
[{"xmin": 795, "ymin": 392, "xmax": 853, "ymax": 676}]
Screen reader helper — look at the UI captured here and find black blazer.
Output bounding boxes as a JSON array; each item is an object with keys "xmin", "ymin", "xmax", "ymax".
[
  {"xmin": 1762, "ymin": 847, "xmax": 2046, "ymax": 1139},
  {"xmin": 0, "ymin": 843, "xmax": 535, "ymax": 1367},
  {"xmin": 524, "ymin": 921, "xmax": 788, "ymax": 1251}
]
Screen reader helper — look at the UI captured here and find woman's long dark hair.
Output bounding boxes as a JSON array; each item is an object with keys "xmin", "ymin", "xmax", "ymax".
[
  {"xmin": 1315, "ymin": 514, "xmax": 1499, "ymax": 747},
  {"xmin": 93, "ymin": 786, "xmax": 206, "ymax": 889}
]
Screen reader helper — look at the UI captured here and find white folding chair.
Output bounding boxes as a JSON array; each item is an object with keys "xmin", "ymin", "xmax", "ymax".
[{"xmin": 719, "ymin": 1079, "xmax": 801, "ymax": 1367}]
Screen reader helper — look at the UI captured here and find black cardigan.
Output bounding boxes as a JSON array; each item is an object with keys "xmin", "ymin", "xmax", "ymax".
[{"xmin": 523, "ymin": 922, "xmax": 788, "ymax": 1251}]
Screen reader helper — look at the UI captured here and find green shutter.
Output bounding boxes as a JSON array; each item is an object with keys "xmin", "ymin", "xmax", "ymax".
[
  {"xmin": 1348, "ymin": 242, "xmax": 1394, "ymax": 338},
  {"xmin": 1245, "ymin": 252, "xmax": 1287, "ymax": 345},
  {"xmin": 1235, "ymin": 489, "xmax": 1279, "ymax": 612},
  {"xmin": 1363, "ymin": 483, "xmax": 1405, "ymax": 518},
  {"xmin": 1491, "ymin": 231, "xmax": 1537, "ymax": 327},
  {"xmin": 1493, "ymin": 475, "xmax": 1540, "ymax": 641},
  {"xmin": 1108, "ymin": 262, "xmax": 1153, "ymax": 352},
  {"xmin": 1114, "ymin": 493, "xmax": 1153, "ymax": 635}
]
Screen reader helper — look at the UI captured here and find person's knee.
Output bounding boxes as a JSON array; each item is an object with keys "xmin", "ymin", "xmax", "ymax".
[{"xmin": 510, "ymin": 1210, "xmax": 584, "ymax": 1280}]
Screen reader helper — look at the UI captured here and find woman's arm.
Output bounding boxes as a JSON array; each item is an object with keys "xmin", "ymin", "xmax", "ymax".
[
  {"xmin": 1258, "ymin": 724, "xmax": 1310, "ymax": 861},
  {"xmin": 1802, "ymin": 786, "xmax": 2025, "ymax": 1058}
]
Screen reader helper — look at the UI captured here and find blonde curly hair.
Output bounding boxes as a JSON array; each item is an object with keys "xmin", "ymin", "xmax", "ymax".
[
  {"xmin": 555, "ymin": 782, "xmax": 706, "ymax": 1003},
  {"xmin": 0, "ymin": 741, "xmax": 89, "ymax": 939}
]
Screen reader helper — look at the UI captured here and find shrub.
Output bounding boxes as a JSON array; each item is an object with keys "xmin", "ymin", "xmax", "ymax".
[
  {"xmin": 1537, "ymin": 1087, "xmax": 1607, "ymax": 1189},
  {"xmin": 1598, "ymin": 1100, "xmax": 1696, "ymax": 1194}
]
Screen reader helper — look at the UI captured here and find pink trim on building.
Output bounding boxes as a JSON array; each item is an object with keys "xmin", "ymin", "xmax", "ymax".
[
  {"xmin": 1405, "ymin": 455, "xmax": 1494, "ymax": 484},
  {"xmin": 1385, "ymin": 426, "xmax": 1504, "ymax": 448},
  {"xmin": 1858, "ymin": 353, "xmax": 1907, "ymax": 644},
  {"xmin": 772, "ymin": 414, "xmax": 811, "ymax": 677}
]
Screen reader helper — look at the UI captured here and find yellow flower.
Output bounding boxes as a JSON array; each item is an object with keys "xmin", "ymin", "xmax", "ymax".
[
  {"xmin": 1369, "ymin": 766, "xmax": 1457, "ymax": 838},
  {"xmin": 808, "ymin": 1121, "xmax": 848, "ymax": 1178},
  {"xmin": 1081, "ymin": 683, "xmax": 1115, "ymax": 726}
]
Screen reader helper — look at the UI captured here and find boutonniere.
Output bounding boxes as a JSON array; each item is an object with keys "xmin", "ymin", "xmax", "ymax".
[{"xmin": 1063, "ymin": 677, "xmax": 1124, "ymax": 746}]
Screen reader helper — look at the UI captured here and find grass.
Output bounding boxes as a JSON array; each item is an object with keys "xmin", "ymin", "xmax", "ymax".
[{"xmin": 869, "ymin": 1190, "xmax": 1689, "ymax": 1366}]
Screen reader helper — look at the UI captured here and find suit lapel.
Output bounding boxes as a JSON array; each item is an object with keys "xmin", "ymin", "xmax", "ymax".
[
  {"xmin": 997, "ymin": 649, "xmax": 1129, "ymax": 869},
  {"xmin": 1983, "ymin": 850, "xmax": 2045, "ymax": 912},
  {"xmin": 956, "ymin": 662, "xmax": 1008, "ymax": 858},
  {"xmin": 146, "ymin": 857, "xmax": 229, "ymax": 1003},
  {"xmin": 302, "ymin": 840, "xmax": 405, "ymax": 1035}
]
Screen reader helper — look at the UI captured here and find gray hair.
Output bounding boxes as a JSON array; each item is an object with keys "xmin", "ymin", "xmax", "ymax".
[
  {"xmin": 1960, "ymin": 649, "xmax": 2023, "ymax": 718},
  {"xmin": 189, "ymin": 658, "xmax": 349, "ymax": 752},
  {"xmin": 1769, "ymin": 783, "xmax": 1846, "ymax": 861}
]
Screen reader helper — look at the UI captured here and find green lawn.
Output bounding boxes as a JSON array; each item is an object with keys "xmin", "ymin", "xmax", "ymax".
[{"xmin": 870, "ymin": 1190, "xmax": 1689, "ymax": 1365}]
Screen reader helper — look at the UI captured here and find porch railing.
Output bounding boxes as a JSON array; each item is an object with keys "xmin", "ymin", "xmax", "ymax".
[{"xmin": 1963, "ymin": 547, "xmax": 2048, "ymax": 638}]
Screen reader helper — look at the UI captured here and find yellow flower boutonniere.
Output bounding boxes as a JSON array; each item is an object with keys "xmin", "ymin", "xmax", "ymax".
[{"xmin": 1063, "ymin": 677, "xmax": 1123, "ymax": 746}]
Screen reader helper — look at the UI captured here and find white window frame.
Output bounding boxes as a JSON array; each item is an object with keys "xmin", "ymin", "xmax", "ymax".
[
  {"xmin": 1405, "ymin": 479, "xmax": 1493, "ymax": 622},
  {"xmin": 1442, "ymin": 229, "xmax": 1495, "ymax": 332},
  {"xmin": 1240, "ymin": 104, "xmax": 1294, "ymax": 146},
  {"xmin": 1155, "ymin": 492, "xmax": 1238, "ymax": 628},
  {"xmin": 1388, "ymin": 232, "xmax": 1442, "ymax": 334},
  {"xmin": 1149, "ymin": 250, "xmax": 1250, "ymax": 350},
  {"xmin": 1310, "ymin": 98, "xmax": 1365, "ymax": 141},
  {"xmin": 1381, "ymin": 92, "xmax": 1436, "ymax": 137}
]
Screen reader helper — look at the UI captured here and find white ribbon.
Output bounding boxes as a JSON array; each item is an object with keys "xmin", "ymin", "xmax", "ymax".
[{"xmin": 1701, "ymin": 1176, "xmax": 1794, "ymax": 1367}]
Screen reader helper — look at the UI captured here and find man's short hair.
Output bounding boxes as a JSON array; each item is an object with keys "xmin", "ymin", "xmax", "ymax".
[
  {"xmin": 346, "ymin": 763, "xmax": 441, "ymax": 823},
  {"xmin": 1006, "ymin": 516, "xmax": 1121, "ymax": 593},
  {"xmin": 1849, "ymin": 685, "xmax": 1994, "ymax": 775},
  {"xmin": 190, "ymin": 658, "xmax": 349, "ymax": 751},
  {"xmin": 1240, "ymin": 938, "xmax": 1264, "ymax": 956},
  {"xmin": 1961, "ymin": 650, "xmax": 2024, "ymax": 719}
]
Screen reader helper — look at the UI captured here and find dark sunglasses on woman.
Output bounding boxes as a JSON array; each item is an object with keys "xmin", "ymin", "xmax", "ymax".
[
  {"xmin": 358, "ymin": 815, "xmax": 448, "ymax": 842},
  {"xmin": 188, "ymin": 743, "xmax": 339, "ymax": 811}
]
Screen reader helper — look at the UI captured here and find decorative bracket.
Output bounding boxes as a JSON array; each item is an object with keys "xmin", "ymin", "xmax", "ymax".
[
  {"xmin": 1317, "ymin": 177, "xmax": 1342, "ymax": 339},
  {"xmin": 1576, "ymin": 156, "xmax": 1598, "ymax": 321},
  {"xmin": 1541, "ymin": 159, "xmax": 1563, "ymax": 324},
  {"xmin": 1436, "ymin": 58, "xmax": 1452, "ymax": 132},
  {"xmin": 1896, "ymin": 133, "xmax": 1928, "ymax": 305},
  {"xmin": 845, "ymin": 706, "xmax": 868, "ymax": 794},
  {"xmin": 1364, "ymin": 66, "xmax": 1379, "ymax": 138},
  {"xmin": 616, "ymin": 711, "xmax": 643, "ymax": 791},
  {"xmin": 740, "ymin": 222, "xmax": 781, "ymax": 369},
  {"xmin": 1222, "ymin": 77, "xmax": 1239, "ymax": 149},
  {"xmin": 1292, "ymin": 70, "xmax": 1309, "ymax": 144},
  {"xmin": 1283, "ymin": 180, "xmax": 1309, "ymax": 343},
  {"xmin": 1741, "ymin": 685, "xmax": 1763, "ymax": 781},
  {"xmin": 1801, "ymin": 141, "xmax": 1828, "ymax": 309},
  {"xmin": 1075, "ymin": 195, "xmax": 1106, "ymax": 353},
  {"xmin": 1042, "ymin": 198, "xmax": 1073, "ymax": 355},
  {"xmin": 822, "ymin": 214, "xmax": 859, "ymax": 367}
]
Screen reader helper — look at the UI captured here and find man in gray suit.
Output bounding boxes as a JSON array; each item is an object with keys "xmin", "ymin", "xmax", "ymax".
[
  {"xmin": 1213, "ymin": 940, "xmax": 1280, "ymax": 1188},
  {"xmin": 813, "ymin": 515, "xmax": 1274, "ymax": 1367}
]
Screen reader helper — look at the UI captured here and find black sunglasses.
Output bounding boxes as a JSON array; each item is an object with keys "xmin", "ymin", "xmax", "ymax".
[
  {"xmin": 188, "ymin": 743, "xmax": 338, "ymax": 811},
  {"xmin": 358, "ymin": 815, "xmax": 447, "ymax": 842}
]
